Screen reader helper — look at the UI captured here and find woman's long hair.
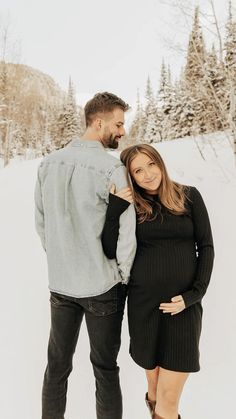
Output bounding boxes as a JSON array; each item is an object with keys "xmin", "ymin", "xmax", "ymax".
[{"xmin": 120, "ymin": 144, "xmax": 188, "ymax": 223}]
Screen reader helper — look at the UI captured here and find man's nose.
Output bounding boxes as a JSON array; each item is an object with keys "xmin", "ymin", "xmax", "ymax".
[{"xmin": 120, "ymin": 127, "xmax": 125, "ymax": 136}]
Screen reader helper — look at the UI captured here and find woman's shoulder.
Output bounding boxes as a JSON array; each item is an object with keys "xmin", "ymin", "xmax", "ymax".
[
  {"xmin": 172, "ymin": 183, "xmax": 194, "ymax": 199},
  {"xmin": 182, "ymin": 185, "xmax": 203, "ymax": 204}
]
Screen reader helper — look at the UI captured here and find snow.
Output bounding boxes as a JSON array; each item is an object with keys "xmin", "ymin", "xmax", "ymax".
[{"xmin": 0, "ymin": 132, "xmax": 235, "ymax": 419}]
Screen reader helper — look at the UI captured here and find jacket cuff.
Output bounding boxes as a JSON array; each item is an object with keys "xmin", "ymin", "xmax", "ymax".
[{"xmin": 106, "ymin": 193, "xmax": 130, "ymax": 220}]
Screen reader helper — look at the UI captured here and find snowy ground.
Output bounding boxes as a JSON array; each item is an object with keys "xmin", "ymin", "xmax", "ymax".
[{"xmin": 0, "ymin": 132, "xmax": 235, "ymax": 419}]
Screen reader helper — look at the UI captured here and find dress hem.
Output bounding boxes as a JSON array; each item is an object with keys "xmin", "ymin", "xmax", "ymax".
[{"xmin": 129, "ymin": 352, "xmax": 200, "ymax": 373}]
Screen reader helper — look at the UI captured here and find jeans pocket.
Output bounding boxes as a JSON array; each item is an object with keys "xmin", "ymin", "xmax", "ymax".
[
  {"xmin": 88, "ymin": 284, "xmax": 120, "ymax": 316},
  {"xmin": 50, "ymin": 292, "xmax": 65, "ymax": 307}
]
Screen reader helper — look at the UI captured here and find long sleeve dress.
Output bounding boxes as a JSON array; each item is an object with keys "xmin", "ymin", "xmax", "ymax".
[{"xmin": 102, "ymin": 186, "xmax": 214, "ymax": 372}]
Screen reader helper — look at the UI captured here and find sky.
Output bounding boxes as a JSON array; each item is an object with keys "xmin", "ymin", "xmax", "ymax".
[{"xmin": 0, "ymin": 0, "xmax": 233, "ymax": 107}]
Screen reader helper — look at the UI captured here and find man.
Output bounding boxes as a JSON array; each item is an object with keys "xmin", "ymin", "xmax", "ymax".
[{"xmin": 35, "ymin": 92, "xmax": 136, "ymax": 419}]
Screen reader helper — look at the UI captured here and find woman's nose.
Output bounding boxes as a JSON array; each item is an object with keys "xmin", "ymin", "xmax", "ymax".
[{"xmin": 143, "ymin": 169, "xmax": 151, "ymax": 180}]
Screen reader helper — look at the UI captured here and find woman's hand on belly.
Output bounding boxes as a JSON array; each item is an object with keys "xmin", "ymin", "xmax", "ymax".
[{"xmin": 159, "ymin": 295, "xmax": 186, "ymax": 315}]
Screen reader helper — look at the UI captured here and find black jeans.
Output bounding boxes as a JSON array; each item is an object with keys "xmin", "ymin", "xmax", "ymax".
[{"xmin": 42, "ymin": 282, "xmax": 127, "ymax": 419}]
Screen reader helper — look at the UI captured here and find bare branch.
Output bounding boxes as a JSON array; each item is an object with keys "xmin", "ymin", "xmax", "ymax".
[{"xmin": 208, "ymin": 0, "xmax": 223, "ymax": 61}]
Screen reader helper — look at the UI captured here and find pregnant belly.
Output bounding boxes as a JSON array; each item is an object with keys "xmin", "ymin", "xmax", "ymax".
[{"xmin": 130, "ymin": 245, "xmax": 197, "ymax": 300}]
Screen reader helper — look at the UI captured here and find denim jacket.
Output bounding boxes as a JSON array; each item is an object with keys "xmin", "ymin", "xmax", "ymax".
[{"xmin": 34, "ymin": 139, "xmax": 137, "ymax": 298}]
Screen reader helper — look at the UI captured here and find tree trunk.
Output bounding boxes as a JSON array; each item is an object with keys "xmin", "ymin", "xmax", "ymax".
[
  {"xmin": 229, "ymin": 86, "xmax": 236, "ymax": 165},
  {"xmin": 3, "ymin": 121, "xmax": 10, "ymax": 167}
]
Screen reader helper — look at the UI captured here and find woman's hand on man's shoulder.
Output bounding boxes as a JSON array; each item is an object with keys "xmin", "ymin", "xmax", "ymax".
[{"xmin": 110, "ymin": 184, "xmax": 134, "ymax": 204}]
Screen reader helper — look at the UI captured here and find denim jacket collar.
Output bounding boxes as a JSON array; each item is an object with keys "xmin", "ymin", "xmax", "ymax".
[{"xmin": 71, "ymin": 138, "xmax": 104, "ymax": 150}]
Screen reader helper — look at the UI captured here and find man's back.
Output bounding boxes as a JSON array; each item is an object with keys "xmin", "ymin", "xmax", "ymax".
[
  {"xmin": 35, "ymin": 139, "xmax": 136, "ymax": 298},
  {"xmin": 38, "ymin": 92, "xmax": 136, "ymax": 419}
]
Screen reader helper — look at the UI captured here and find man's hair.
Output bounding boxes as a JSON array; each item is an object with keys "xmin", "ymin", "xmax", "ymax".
[{"xmin": 84, "ymin": 92, "xmax": 130, "ymax": 127}]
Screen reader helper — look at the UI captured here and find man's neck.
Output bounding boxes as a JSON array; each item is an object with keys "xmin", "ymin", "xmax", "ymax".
[{"xmin": 80, "ymin": 129, "xmax": 101, "ymax": 142}]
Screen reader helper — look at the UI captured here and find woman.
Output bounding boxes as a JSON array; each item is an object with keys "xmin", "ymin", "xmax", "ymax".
[{"xmin": 102, "ymin": 144, "xmax": 214, "ymax": 419}]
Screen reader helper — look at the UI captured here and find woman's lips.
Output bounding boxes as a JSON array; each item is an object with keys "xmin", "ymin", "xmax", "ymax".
[{"xmin": 144, "ymin": 178, "xmax": 156, "ymax": 184}]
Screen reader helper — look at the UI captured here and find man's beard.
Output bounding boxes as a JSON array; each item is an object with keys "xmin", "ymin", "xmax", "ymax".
[{"xmin": 102, "ymin": 132, "xmax": 121, "ymax": 149}]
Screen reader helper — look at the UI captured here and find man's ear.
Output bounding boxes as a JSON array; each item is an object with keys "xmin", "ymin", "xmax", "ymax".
[{"xmin": 94, "ymin": 117, "xmax": 102, "ymax": 130}]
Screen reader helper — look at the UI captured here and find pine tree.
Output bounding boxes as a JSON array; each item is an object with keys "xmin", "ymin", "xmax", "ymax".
[
  {"xmin": 203, "ymin": 45, "xmax": 227, "ymax": 132},
  {"xmin": 170, "ymin": 78, "xmax": 195, "ymax": 139},
  {"xmin": 184, "ymin": 6, "xmax": 207, "ymax": 135},
  {"xmin": 129, "ymin": 89, "xmax": 146, "ymax": 143},
  {"xmin": 225, "ymin": 0, "xmax": 236, "ymax": 163},
  {"xmin": 157, "ymin": 60, "xmax": 174, "ymax": 140},
  {"xmin": 158, "ymin": 62, "xmax": 169, "ymax": 108},
  {"xmin": 11, "ymin": 122, "xmax": 24, "ymax": 158},
  {"xmin": 185, "ymin": 6, "xmax": 206, "ymax": 85},
  {"xmin": 0, "ymin": 62, "xmax": 10, "ymax": 165},
  {"xmin": 56, "ymin": 77, "xmax": 81, "ymax": 148},
  {"xmin": 225, "ymin": 0, "xmax": 236, "ymax": 85},
  {"xmin": 144, "ymin": 77, "xmax": 160, "ymax": 143},
  {"xmin": 39, "ymin": 108, "xmax": 53, "ymax": 155}
]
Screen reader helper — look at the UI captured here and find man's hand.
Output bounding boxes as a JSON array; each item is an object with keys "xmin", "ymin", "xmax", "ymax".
[
  {"xmin": 110, "ymin": 184, "xmax": 134, "ymax": 204},
  {"xmin": 159, "ymin": 295, "xmax": 186, "ymax": 316}
]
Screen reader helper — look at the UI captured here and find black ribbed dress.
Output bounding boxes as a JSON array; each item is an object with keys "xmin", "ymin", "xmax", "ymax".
[{"xmin": 102, "ymin": 186, "xmax": 214, "ymax": 372}]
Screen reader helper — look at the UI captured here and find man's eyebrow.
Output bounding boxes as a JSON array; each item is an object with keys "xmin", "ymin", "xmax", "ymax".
[{"xmin": 116, "ymin": 121, "xmax": 124, "ymax": 125}]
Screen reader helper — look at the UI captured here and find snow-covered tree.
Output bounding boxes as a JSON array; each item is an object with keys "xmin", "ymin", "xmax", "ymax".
[
  {"xmin": 225, "ymin": 1, "xmax": 236, "ymax": 84},
  {"xmin": 184, "ymin": 6, "xmax": 207, "ymax": 135},
  {"xmin": 129, "ymin": 89, "xmax": 147, "ymax": 143},
  {"xmin": 225, "ymin": 0, "xmax": 236, "ymax": 162},
  {"xmin": 56, "ymin": 77, "xmax": 81, "ymax": 148},
  {"xmin": 1, "ymin": 62, "xmax": 67, "ymax": 162},
  {"xmin": 171, "ymin": 78, "xmax": 195, "ymax": 139},
  {"xmin": 126, "ymin": 4, "xmax": 236, "ymax": 153},
  {"xmin": 185, "ymin": 6, "xmax": 206, "ymax": 86},
  {"xmin": 144, "ymin": 76, "xmax": 161, "ymax": 143},
  {"xmin": 157, "ymin": 60, "xmax": 175, "ymax": 140},
  {"xmin": 202, "ymin": 45, "xmax": 227, "ymax": 132},
  {"xmin": 0, "ymin": 18, "xmax": 22, "ymax": 165},
  {"xmin": 0, "ymin": 61, "xmax": 8, "ymax": 164}
]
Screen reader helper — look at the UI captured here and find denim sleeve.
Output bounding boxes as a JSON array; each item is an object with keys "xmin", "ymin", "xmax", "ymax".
[
  {"xmin": 34, "ymin": 165, "xmax": 46, "ymax": 251},
  {"xmin": 108, "ymin": 165, "xmax": 137, "ymax": 283}
]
